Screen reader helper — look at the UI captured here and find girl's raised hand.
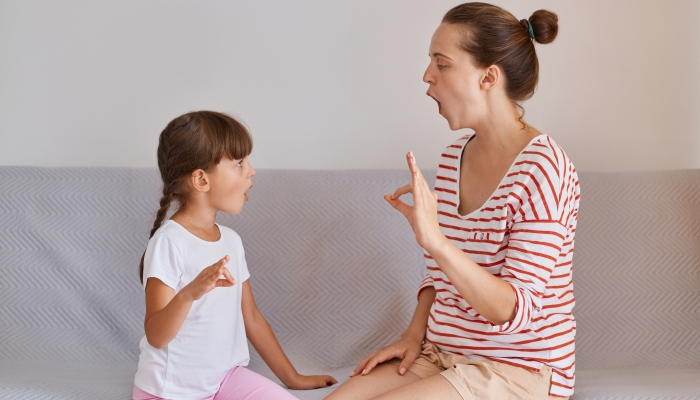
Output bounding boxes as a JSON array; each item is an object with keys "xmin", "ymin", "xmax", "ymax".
[
  {"xmin": 287, "ymin": 373, "xmax": 337, "ymax": 390},
  {"xmin": 182, "ymin": 256, "xmax": 235, "ymax": 301},
  {"xmin": 384, "ymin": 152, "xmax": 446, "ymax": 253}
]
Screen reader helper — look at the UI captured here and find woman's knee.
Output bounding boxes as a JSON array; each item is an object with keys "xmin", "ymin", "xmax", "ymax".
[{"xmin": 325, "ymin": 363, "xmax": 421, "ymax": 400}]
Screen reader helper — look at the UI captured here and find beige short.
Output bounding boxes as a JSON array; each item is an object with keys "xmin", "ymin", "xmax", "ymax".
[{"xmin": 388, "ymin": 343, "xmax": 566, "ymax": 400}]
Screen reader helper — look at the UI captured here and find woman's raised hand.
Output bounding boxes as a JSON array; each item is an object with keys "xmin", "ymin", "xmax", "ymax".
[
  {"xmin": 182, "ymin": 256, "xmax": 235, "ymax": 301},
  {"xmin": 384, "ymin": 152, "xmax": 446, "ymax": 253},
  {"xmin": 350, "ymin": 335, "xmax": 423, "ymax": 377}
]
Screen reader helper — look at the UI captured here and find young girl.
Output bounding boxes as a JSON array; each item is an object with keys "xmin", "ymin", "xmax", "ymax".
[{"xmin": 133, "ymin": 111, "xmax": 337, "ymax": 399}]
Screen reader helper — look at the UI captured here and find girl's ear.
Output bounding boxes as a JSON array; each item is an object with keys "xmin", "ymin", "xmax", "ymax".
[
  {"xmin": 190, "ymin": 169, "xmax": 210, "ymax": 192},
  {"xmin": 480, "ymin": 65, "xmax": 500, "ymax": 91}
]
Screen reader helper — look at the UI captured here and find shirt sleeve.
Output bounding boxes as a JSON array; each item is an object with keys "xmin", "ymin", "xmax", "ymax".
[
  {"xmin": 143, "ymin": 233, "xmax": 184, "ymax": 290},
  {"xmin": 235, "ymin": 235, "xmax": 251, "ymax": 283},
  {"xmin": 417, "ymin": 263, "xmax": 434, "ymax": 300},
  {"xmin": 492, "ymin": 152, "xmax": 569, "ymax": 334}
]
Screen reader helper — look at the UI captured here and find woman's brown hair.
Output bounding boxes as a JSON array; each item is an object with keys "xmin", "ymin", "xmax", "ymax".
[
  {"xmin": 443, "ymin": 2, "xmax": 558, "ymax": 113},
  {"xmin": 139, "ymin": 111, "xmax": 253, "ymax": 283}
]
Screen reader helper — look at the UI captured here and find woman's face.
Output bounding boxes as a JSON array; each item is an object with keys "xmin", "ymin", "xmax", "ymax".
[{"xmin": 423, "ymin": 23, "xmax": 487, "ymax": 131}]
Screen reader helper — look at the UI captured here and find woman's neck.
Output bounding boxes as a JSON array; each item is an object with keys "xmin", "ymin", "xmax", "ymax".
[{"xmin": 470, "ymin": 104, "xmax": 539, "ymax": 155}]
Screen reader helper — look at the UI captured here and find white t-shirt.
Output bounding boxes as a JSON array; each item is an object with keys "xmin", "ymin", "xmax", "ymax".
[{"xmin": 134, "ymin": 220, "xmax": 250, "ymax": 399}]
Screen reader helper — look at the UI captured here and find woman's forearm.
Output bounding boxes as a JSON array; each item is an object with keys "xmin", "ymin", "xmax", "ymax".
[
  {"xmin": 428, "ymin": 237, "xmax": 516, "ymax": 325},
  {"xmin": 402, "ymin": 286, "xmax": 436, "ymax": 342}
]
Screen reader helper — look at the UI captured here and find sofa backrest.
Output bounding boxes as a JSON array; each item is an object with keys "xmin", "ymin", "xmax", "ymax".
[
  {"xmin": 572, "ymin": 170, "xmax": 700, "ymax": 368},
  {"xmin": 0, "ymin": 167, "xmax": 698, "ymax": 370}
]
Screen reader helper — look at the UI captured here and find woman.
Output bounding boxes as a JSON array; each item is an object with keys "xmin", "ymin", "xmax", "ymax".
[{"xmin": 327, "ymin": 3, "xmax": 579, "ymax": 400}]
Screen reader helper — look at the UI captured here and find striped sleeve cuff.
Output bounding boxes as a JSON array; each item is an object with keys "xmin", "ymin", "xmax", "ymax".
[
  {"xmin": 490, "ymin": 282, "xmax": 536, "ymax": 334},
  {"xmin": 417, "ymin": 274, "xmax": 434, "ymax": 300}
]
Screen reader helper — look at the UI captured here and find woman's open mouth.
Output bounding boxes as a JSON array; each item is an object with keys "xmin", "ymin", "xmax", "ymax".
[{"xmin": 428, "ymin": 94, "xmax": 441, "ymax": 113}]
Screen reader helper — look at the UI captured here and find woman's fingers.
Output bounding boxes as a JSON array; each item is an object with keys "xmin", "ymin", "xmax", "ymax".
[
  {"xmin": 397, "ymin": 349, "xmax": 419, "ymax": 376},
  {"xmin": 350, "ymin": 354, "xmax": 374, "ymax": 377},
  {"xmin": 361, "ymin": 349, "xmax": 394, "ymax": 375},
  {"xmin": 407, "ymin": 152, "xmax": 431, "ymax": 201},
  {"xmin": 391, "ymin": 184, "xmax": 412, "ymax": 200},
  {"xmin": 383, "ymin": 194, "xmax": 411, "ymax": 218}
]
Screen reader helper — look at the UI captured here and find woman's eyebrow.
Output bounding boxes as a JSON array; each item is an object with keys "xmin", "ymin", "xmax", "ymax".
[{"xmin": 431, "ymin": 52, "xmax": 452, "ymax": 60}]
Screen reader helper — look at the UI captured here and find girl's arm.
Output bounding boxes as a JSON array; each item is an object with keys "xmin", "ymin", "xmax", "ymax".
[
  {"xmin": 144, "ymin": 256, "xmax": 234, "ymax": 349},
  {"xmin": 241, "ymin": 281, "xmax": 337, "ymax": 390}
]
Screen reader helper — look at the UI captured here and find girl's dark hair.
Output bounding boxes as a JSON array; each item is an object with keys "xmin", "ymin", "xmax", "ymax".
[
  {"xmin": 139, "ymin": 111, "xmax": 253, "ymax": 283},
  {"xmin": 443, "ymin": 3, "xmax": 558, "ymax": 114}
]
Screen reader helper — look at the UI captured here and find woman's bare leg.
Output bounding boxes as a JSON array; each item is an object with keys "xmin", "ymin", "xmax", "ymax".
[
  {"xmin": 371, "ymin": 374, "xmax": 461, "ymax": 400},
  {"xmin": 324, "ymin": 363, "xmax": 422, "ymax": 400}
]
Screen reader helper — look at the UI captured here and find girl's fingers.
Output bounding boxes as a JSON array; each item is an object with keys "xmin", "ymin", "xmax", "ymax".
[
  {"xmin": 215, "ymin": 267, "xmax": 235, "ymax": 287},
  {"xmin": 206, "ymin": 256, "xmax": 229, "ymax": 280},
  {"xmin": 221, "ymin": 267, "xmax": 235, "ymax": 284}
]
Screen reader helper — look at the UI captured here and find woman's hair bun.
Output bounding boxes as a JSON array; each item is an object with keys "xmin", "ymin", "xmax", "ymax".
[{"xmin": 528, "ymin": 9, "xmax": 558, "ymax": 44}]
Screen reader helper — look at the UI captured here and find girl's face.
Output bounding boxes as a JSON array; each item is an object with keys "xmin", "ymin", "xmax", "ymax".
[
  {"xmin": 423, "ymin": 23, "xmax": 488, "ymax": 131},
  {"xmin": 206, "ymin": 156, "xmax": 255, "ymax": 215}
]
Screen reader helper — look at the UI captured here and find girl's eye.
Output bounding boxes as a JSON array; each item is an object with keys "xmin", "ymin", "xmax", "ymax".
[
  {"xmin": 437, "ymin": 64, "xmax": 446, "ymax": 70},
  {"xmin": 236, "ymin": 161, "xmax": 243, "ymax": 167}
]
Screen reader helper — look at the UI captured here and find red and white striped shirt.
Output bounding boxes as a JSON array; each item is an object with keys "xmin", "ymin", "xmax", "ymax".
[{"xmin": 419, "ymin": 133, "xmax": 580, "ymax": 397}]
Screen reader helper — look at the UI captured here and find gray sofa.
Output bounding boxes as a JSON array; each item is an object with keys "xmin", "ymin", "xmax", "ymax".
[{"xmin": 0, "ymin": 167, "xmax": 698, "ymax": 400}]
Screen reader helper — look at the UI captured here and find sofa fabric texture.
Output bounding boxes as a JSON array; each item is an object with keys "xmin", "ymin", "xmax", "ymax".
[{"xmin": 0, "ymin": 167, "xmax": 699, "ymax": 399}]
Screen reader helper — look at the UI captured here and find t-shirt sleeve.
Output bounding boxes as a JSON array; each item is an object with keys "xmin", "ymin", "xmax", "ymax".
[
  {"xmin": 417, "ymin": 252, "xmax": 435, "ymax": 300},
  {"xmin": 236, "ymin": 236, "xmax": 251, "ymax": 283},
  {"xmin": 143, "ymin": 233, "xmax": 184, "ymax": 290},
  {"xmin": 492, "ymin": 151, "xmax": 570, "ymax": 334}
]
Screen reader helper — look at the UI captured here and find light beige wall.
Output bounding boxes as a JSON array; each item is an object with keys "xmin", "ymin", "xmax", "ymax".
[{"xmin": 0, "ymin": 0, "xmax": 698, "ymax": 171}]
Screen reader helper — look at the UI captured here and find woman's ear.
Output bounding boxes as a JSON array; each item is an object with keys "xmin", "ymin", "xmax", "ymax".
[
  {"xmin": 480, "ymin": 65, "xmax": 500, "ymax": 91},
  {"xmin": 190, "ymin": 169, "xmax": 210, "ymax": 193}
]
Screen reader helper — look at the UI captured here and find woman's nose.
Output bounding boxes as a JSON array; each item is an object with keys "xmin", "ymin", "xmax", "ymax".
[{"xmin": 423, "ymin": 65, "xmax": 433, "ymax": 84}]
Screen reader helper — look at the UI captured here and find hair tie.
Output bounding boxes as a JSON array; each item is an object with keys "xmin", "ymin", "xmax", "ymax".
[{"xmin": 526, "ymin": 20, "xmax": 535, "ymax": 40}]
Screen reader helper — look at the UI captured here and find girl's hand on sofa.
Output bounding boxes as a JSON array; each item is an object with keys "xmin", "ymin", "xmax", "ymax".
[
  {"xmin": 181, "ymin": 256, "xmax": 235, "ymax": 301},
  {"xmin": 287, "ymin": 373, "xmax": 337, "ymax": 390},
  {"xmin": 350, "ymin": 335, "xmax": 423, "ymax": 377},
  {"xmin": 384, "ymin": 152, "xmax": 448, "ymax": 254}
]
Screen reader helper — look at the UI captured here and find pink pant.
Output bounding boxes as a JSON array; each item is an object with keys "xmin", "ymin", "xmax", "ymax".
[{"xmin": 133, "ymin": 366, "xmax": 298, "ymax": 400}]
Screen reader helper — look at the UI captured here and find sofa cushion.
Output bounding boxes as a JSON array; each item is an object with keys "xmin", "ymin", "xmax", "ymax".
[{"xmin": 0, "ymin": 167, "xmax": 698, "ymax": 399}]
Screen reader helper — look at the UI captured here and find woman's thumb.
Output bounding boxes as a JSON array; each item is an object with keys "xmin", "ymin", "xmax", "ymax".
[{"xmin": 385, "ymin": 195, "xmax": 410, "ymax": 217}]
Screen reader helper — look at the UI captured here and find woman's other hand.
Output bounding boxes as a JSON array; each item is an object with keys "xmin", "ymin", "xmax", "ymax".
[
  {"xmin": 384, "ymin": 152, "xmax": 446, "ymax": 253},
  {"xmin": 350, "ymin": 335, "xmax": 423, "ymax": 377}
]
